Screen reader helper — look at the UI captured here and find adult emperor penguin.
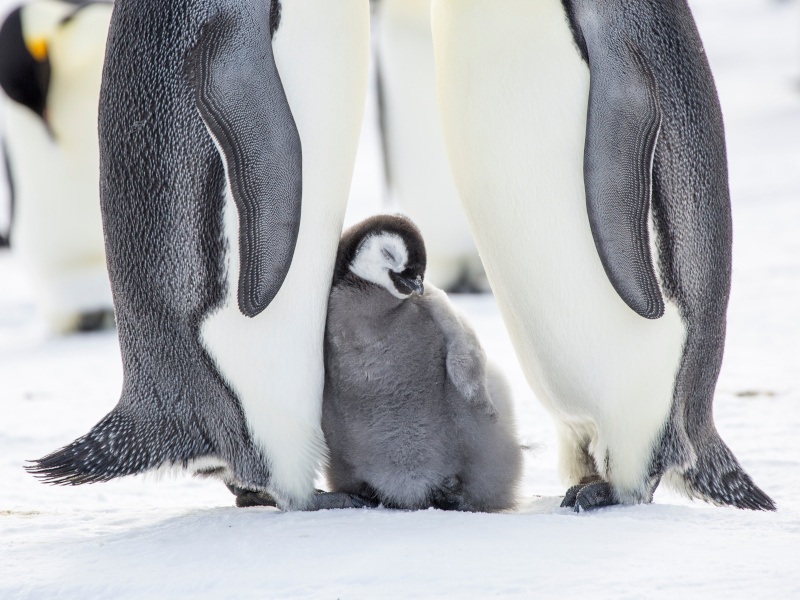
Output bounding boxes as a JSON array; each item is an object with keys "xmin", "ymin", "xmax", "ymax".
[
  {"xmin": 431, "ymin": 0, "xmax": 775, "ymax": 511},
  {"xmin": 372, "ymin": 0, "xmax": 487, "ymax": 293},
  {"xmin": 323, "ymin": 215, "xmax": 522, "ymax": 511},
  {"xmin": 27, "ymin": 0, "xmax": 373, "ymax": 511},
  {"xmin": 0, "ymin": 0, "xmax": 115, "ymax": 332}
]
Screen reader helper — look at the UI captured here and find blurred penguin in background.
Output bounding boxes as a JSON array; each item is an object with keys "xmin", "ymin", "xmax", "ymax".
[
  {"xmin": 372, "ymin": 0, "xmax": 488, "ymax": 293},
  {"xmin": 0, "ymin": 0, "xmax": 114, "ymax": 333}
]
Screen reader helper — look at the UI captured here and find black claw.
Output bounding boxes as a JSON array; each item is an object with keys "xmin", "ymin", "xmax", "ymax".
[
  {"xmin": 560, "ymin": 484, "xmax": 585, "ymax": 508},
  {"xmin": 573, "ymin": 481, "xmax": 618, "ymax": 513}
]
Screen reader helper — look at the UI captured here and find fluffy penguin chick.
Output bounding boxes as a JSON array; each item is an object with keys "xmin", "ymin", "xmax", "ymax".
[{"xmin": 322, "ymin": 215, "xmax": 523, "ymax": 512}]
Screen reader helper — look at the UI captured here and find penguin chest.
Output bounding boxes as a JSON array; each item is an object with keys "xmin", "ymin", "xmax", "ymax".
[
  {"xmin": 432, "ymin": 0, "xmax": 686, "ymax": 428},
  {"xmin": 328, "ymin": 300, "xmax": 443, "ymax": 395},
  {"xmin": 325, "ymin": 299, "xmax": 455, "ymax": 495},
  {"xmin": 199, "ymin": 0, "xmax": 370, "ymax": 502}
]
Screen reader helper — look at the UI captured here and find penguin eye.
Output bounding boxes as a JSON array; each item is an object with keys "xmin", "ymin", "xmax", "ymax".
[{"xmin": 382, "ymin": 248, "xmax": 397, "ymax": 265}]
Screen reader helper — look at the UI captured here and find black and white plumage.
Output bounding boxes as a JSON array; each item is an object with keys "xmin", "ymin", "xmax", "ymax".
[
  {"xmin": 0, "ymin": 0, "xmax": 114, "ymax": 332},
  {"xmin": 27, "ymin": 0, "xmax": 372, "ymax": 510},
  {"xmin": 322, "ymin": 215, "xmax": 522, "ymax": 512},
  {"xmin": 431, "ymin": 0, "xmax": 774, "ymax": 511}
]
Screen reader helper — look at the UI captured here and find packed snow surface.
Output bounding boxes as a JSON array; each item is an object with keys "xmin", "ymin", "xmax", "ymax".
[{"xmin": 1, "ymin": 0, "xmax": 798, "ymax": 597}]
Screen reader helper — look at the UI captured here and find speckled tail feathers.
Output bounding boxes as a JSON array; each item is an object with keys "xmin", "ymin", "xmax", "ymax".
[
  {"xmin": 25, "ymin": 405, "xmax": 214, "ymax": 485},
  {"xmin": 669, "ymin": 432, "xmax": 775, "ymax": 511}
]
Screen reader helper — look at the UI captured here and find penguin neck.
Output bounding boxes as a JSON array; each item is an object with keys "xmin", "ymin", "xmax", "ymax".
[{"xmin": 337, "ymin": 274, "xmax": 408, "ymax": 316}]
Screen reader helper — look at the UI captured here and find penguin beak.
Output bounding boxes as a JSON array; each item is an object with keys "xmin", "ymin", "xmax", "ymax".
[
  {"xmin": 407, "ymin": 275, "xmax": 424, "ymax": 296},
  {"xmin": 389, "ymin": 271, "xmax": 424, "ymax": 296},
  {"xmin": 26, "ymin": 37, "xmax": 49, "ymax": 62},
  {"xmin": 414, "ymin": 276, "xmax": 424, "ymax": 295}
]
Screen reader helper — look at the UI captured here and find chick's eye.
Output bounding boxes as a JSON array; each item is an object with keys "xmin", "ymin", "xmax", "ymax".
[{"xmin": 382, "ymin": 248, "xmax": 397, "ymax": 264}]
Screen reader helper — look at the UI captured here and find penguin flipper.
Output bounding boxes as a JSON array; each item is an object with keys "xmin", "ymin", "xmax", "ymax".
[
  {"xmin": 424, "ymin": 288, "xmax": 497, "ymax": 419},
  {"xmin": 582, "ymin": 33, "xmax": 665, "ymax": 320},
  {"xmin": 190, "ymin": 5, "xmax": 302, "ymax": 318}
]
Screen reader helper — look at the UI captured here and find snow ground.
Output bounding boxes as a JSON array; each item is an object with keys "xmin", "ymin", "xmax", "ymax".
[{"xmin": 1, "ymin": 0, "xmax": 799, "ymax": 598}]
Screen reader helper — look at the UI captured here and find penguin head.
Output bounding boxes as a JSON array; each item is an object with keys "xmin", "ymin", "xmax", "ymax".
[
  {"xmin": 0, "ymin": 5, "xmax": 52, "ymax": 120},
  {"xmin": 0, "ymin": 1, "xmax": 111, "ymax": 122},
  {"xmin": 336, "ymin": 215, "xmax": 427, "ymax": 300}
]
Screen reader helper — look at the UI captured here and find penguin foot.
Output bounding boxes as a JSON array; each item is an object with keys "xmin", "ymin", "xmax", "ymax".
[
  {"xmin": 572, "ymin": 481, "xmax": 618, "ymax": 513},
  {"xmin": 560, "ymin": 476, "xmax": 604, "ymax": 509},
  {"xmin": 226, "ymin": 484, "xmax": 278, "ymax": 508},
  {"xmin": 560, "ymin": 484, "xmax": 585, "ymax": 509},
  {"xmin": 561, "ymin": 480, "xmax": 618, "ymax": 512},
  {"xmin": 226, "ymin": 484, "xmax": 377, "ymax": 510},
  {"xmin": 306, "ymin": 491, "xmax": 379, "ymax": 511},
  {"xmin": 431, "ymin": 475, "xmax": 465, "ymax": 511}
]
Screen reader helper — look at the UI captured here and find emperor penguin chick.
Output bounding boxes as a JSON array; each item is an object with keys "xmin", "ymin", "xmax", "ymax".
[{"xmin": 322, "ymin": 215, "xmax": 522, "ymax": 512}]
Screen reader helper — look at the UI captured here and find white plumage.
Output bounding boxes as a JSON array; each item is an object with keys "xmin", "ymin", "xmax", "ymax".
[
  {"xmin": 431, "ymin": 0, "xmax": 686, "ymax": 504},
  {"xmin": 200, "ymin": 0, "xmax": 371, "ymax": 508},
  {"xmin": 374, "ymin": 0, "xmax": 487, "ymax": 292}
]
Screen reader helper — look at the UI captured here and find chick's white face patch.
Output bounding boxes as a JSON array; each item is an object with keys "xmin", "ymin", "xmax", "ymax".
[{"xmin": 350, "ymin": 232, "xmax": 409, "ymax": 299}]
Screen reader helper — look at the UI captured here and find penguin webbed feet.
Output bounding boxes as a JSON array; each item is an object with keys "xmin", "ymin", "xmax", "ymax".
[
  {"xmin": 306, "ymin": 491, "xmax": 380, "ymax": 511},
  {"xmin": 226, "ymin": 484, "xmax": 378, "ymax": 510},
  {"xmin": 560, "ymin": 479, "xmax": 618, "ymax": 513},
  {"xmin": 430, "ymin": 475, "xmax": 466, "ymax": 511},
  {"xmin": 226, "ymin": 483, "xmax": 278, "ymax": 508}
]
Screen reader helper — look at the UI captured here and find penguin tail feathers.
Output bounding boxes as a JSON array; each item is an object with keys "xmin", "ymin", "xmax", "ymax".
[
  {"xmin": 26, "ymin": 440, "xmax": 118, "ymax": 485},
  {"xmin": 667, "ymin": 435, "xmax": 776, "ymax": 511},
  {"xmin": 26, "ymin": 408, "xmax": 194, "ymax": 486}
]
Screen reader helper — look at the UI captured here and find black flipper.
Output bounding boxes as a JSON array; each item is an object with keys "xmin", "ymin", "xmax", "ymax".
[
  {"xmin": 578, "ymin": 12, "xmax": 665, "ymax": 319},
  {"xmin": 190, "ymin": 2, "xmax": 302, "ymax": 318}
]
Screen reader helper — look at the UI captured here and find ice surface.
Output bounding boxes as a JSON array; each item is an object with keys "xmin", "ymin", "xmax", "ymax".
[{"xmin": 1, "ymin": 0, "xmax": 798, "ymax": 598}]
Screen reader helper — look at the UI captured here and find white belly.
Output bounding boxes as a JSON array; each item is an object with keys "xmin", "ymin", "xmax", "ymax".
[
  {"xmin": 200, "ymin": 0, "xmax": 370, "ymax": 507},
  {"xmin": 376, "ymin": 0, "xmax": 483, "ymax": 291},
  {"xmin": 432, "ymin": 0, "xmax": 685, "ymax": 489}
]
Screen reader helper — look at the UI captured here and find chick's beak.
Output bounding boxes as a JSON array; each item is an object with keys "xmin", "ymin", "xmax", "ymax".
[
  {"xmin": 390, "ymin": 270, "xmax": 425, "ymax": 296},
  {"xmin": 408, "ymin": 275, "xmax": 424, "ymax": 296}
]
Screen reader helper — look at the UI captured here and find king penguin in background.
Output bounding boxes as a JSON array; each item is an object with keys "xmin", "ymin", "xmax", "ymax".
[
  {"xmin": 431, "ymin": 0, "xmax": 775, "ymax": 511},
  {"xmin": 28, "ymin": 0, "xmax": 373, "ymax": 511},
  {"xmin": 0, "ymin": 0, "xmax": 115, "ymax": 332},
  {"xmin": 372, "ymin": 0, "xmax": 488, "ymax": 293}
]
